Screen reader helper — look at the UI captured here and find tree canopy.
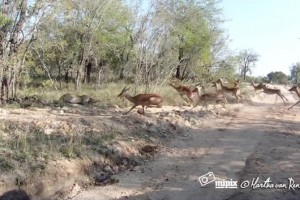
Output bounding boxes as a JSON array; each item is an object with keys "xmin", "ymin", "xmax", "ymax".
[{"xmin": 0, "ymin": 0, "xmax": 252, "ymax": 101}]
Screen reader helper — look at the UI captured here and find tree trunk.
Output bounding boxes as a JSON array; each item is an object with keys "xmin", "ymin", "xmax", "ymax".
[
  {"xmin": 65, "ymin": 70, "xmax": 69, "ymax": 84},
  {"xmin": 75, "ymin": 69, "xmax": 81, "ymax": 89},
  {"xmin": 119, "ymin": 68, "xmax": 124, "ymax": 80},
  {"xmin": 176, "ymin": 46, "xmax": 184, "ymax": 79},
  {"xmin": 86, "ymin": 61, "xmax": 92, "ymax": 84}
]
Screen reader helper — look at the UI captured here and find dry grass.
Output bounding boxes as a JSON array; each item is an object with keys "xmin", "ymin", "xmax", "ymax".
[
  {"xmin": 0, "ymin": 121, "xmax": 117, "ymax": 173},
  {"xmin": 15, "ymin": 82, "xmax": 197, "ymax": 108}
]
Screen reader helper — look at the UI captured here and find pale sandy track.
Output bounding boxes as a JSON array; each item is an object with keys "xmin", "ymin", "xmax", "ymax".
[{"xmin": 70, "ymin": 103, "xmax": 300, "ymax": 200}]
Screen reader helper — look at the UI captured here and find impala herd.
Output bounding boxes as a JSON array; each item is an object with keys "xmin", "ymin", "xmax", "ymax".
[{"xmin": 117, "ymin": 78, "xmax": 300, "ymax": 115}]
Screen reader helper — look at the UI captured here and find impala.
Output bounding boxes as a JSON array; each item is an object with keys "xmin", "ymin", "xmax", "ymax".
[{"xmin": 118, "ymin": 86, "xmax": 163, "ymax": 115}]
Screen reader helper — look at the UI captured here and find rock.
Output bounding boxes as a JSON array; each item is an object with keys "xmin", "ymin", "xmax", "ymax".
[
  {"xmin": 94, "ymin": 173, "xmax": 119, "ymax": 186},
  {"xmin": 79, "ymin": 95, "xmax": 92, "ymax": 105},
  {"xmin": 59, "ymin": 93, "xmax": 98, "ymax": 105},
  {"xmin": 16, "ymin": 173, "xmax": 27, "ymax": 187},
  {"xmin": 141, "ymin": 145, "xmax": 158, "ymax": 153},
  {"xmin": 103, "ymin": 165, "xmax": 113, "ymax": 173},
  {"xmin": 60, "ymin": 93, "xmax": 81, "ymax": 104}
]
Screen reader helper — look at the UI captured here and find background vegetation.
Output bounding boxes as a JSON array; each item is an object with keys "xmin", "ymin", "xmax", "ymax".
[{"xmin": 0, "ymin": 0, "xmax": 299, "ymax": 104}]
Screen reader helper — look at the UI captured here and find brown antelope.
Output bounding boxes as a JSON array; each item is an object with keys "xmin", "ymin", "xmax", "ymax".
[
  {"xmin": 258, "ymin": 84, "xmax": 289, "ymax": 104},
  {"xmin": 251, "ymin": 82, "xmax": 265, "ymax": 93},
  {"xmin": 117, "ymin": 86, "xmax": 163, "ymax": 115},
  {"xmin": 233, "ymin": 80, "xmax": 240, "ymax": 88},
  {"xmin": 288, "ymin": 85, "xmax": 300, "ymax": 110},
  {"xmin": 196, "ymin": 93, "xmax": 227, "ymax": 110},
  {"xmin": 169, "ymin": 83, "xmax": 200, "ymax": 106},
  {"xmin": 215, "ymin": 78, "xmax": 241, "ymax": 102}
]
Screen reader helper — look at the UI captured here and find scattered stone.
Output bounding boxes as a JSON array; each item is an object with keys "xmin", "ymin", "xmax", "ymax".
[
  {"xmin": 94, "ymin": 173, "xmax": 119, "ymax": 186},
  {"xmin": 15, "ymin": 173, "xmax": 27, "ymax": 187},
  {"xmin": 103, "ymin": 165, "xmax": 113, "ymax": 173},
  {"xmin": 140, "ymin": 145, "xmax": 158, "ymax": 154},
  {"xmin": 59, "ymin": 93, "xmax": 99, "ymax": 105}
]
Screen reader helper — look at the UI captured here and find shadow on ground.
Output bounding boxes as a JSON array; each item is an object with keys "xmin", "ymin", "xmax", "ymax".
[{"xmin": 0, "ymin": 189, "xmax": 31, "ymax": 200}]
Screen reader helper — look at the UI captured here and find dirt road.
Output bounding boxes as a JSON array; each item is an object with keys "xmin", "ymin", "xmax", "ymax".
[{"xmin": 70, "ymin": 103, "xmax": 300, "ymax": 200}]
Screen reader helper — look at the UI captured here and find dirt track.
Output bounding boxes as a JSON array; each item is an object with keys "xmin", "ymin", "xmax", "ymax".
[{"xmin": 70, "ymin": 103, "xmax": 300, "ymax": 200}]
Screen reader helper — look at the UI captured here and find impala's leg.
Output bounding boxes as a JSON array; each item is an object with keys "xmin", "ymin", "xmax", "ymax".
[
  {"xmin": 157, "ymin": 101, "xmax": 162, "ymax": 108},
  {"xmin": 282, "ymin": 94, "xmax": 289, "ymax": 101},
  {"xmin": 180, "ymin": 94, "xmax": 190, "ymax": 104},
  {"xmin": 200, "ymin": 102, "xmax": 206, "ymax": 111},
  {"xmin": 205, "ymin": 101, "xmax": 209, "ymax": 110},
  {"xmin": 221, "ymin": 100, "xmax": 226, "ymax": 108},
  {"xmin": 187, "ymin": 93, "xmax": 195, "ymax": 107},
  {"xmin": 277, "ymin": 94, "xmax": 286, "ymax": 104},
  {"xmin": 288, "ymin": 100, "xmax": 300, "ymax": 110},
  {"xmin": 124, "ymin": 105, "xmax": 137, "ymax": 115},
  {"xmin": 234, "ymin": 91, "xmax": 240, "ymax": 103},
  {"xmin": 212, "ymin": 100, "xmax": 217, "ymax": 110},
  {"xmin": 275, "ymin": 94, "xmax": 278, "ymax": 104},
  {"xmin": 256, "ymin": 91, "xmax": 263, "ymax": 96},
  {"xmin": 201, "ymin": 100, "xmax": 209, "ymax": 111},
  {"xmin": 221, "ymin": 96, "xmax": 227, "ymax": 108},
  {"xmin": 191, "ymin": 97, "xmax": 200, "ymax": 109},
  {"xmin": 251, "ymin": 89, "xmax": 257, "ymax": 95},
  {"xmin": 256, "ymin": 91, "xmax": 264, "ymax": 102},
  {"xmin": 142, "ymin": 105, "xmax": 145, "ymax": 114}
]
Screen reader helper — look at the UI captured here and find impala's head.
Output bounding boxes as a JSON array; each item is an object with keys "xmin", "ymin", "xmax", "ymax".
[
  {"xmin": 212, "ymin": 81, "xmax": 218, "ymax": 88},
  {"xmin": 118, "ymin": 86, "xmax": 130, "ymax": 97},
  {"xmin": 216, "ymin": 78, "xmax": 223, "ymax": 83},
  {"xmin": 256, "ymin": 82, "xmax": 265, "ymax": 86},
  {"xmin": 261, "ymin": 83, "xmax": 268, "ymax": 89},
  {"xmin": 289, "ymin": 85, "xmax": 298, "ymax": 92},
  {"xmin": 233, "ymin": 79, "xmax": 240, "ymax": 86}
]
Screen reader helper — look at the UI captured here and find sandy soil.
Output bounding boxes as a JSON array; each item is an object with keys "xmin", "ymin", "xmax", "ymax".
[
  {"xmin": 0, "ymin": 84, "xmax": 299, "ymax": 200},
  {"xmin": 68, "ymin": 85, "xmax": 300, "ymax": 200}
]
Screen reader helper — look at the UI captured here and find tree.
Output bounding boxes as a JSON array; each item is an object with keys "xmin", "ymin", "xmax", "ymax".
[
  {"xmin": 267, "ymin": 71, "xmax": 289, "ymax": 84},
  {"xmin": 32, "ymin": 0, "xmax": 134, "ymax": 89},
  {"xmin": 0, "ymin": 0, "xmax": 54, "ymax": 101},
  {"xmin": 153, "ymin": 0, "xmax": 225, "ymax": 81},
  {"xmin": 238, "ymin": 49, "xmax": 259, "ymax": 80},
  {"xmin": 290, "ymin": 63, "xmax": 300, "ymax": 84},
  {"xmin": 211, "ymin": 56, "xmax": 238, "ymax": 81}
]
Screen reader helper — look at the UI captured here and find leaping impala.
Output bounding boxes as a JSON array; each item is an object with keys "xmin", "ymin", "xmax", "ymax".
[
  {"xmin": 215, "ymin": 78, "xmax": 241, "ymax": 103},
  {"xmin": 196, "ymin": 92, "xmax": 227, "ymax": 110},
  {"xmin": 169, "ymin": 83, "xmax": 200, "ymax": 106},
  {"xmin": 250, "ymin": 82, "xmax": 265, "ymax": 94},
  {"xmin": 258, "ymin": 84, "xmax": 289, "ymax": 104},
  {"xmin": 118, "ymin": 86, "xmax": 163, "ymax": 115},
  {"xmin": 288, "ymin": 85, "xmax": 300, "ymax": 110}
]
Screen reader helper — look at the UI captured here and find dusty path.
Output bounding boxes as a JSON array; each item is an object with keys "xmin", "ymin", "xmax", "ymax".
[{"xmin": 70, "ymin": 104, "xmax": 300, "ymax": 200}]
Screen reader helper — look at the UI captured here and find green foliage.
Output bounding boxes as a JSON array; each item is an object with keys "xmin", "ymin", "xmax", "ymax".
[
  {"xmin": 2, "ymin": 0, "xmax": 231, "ymax": 95},
  {"xmin": 154, "ymin": 0, "xmax": 221, "ymax": 78},
  {"xmin": 267, "ymin": 71, "xmax": 289, "ymax": 84},
  {"xmin": 290, "ymin": 63, "xmax": 300, "ymax": 84},
  {"xmin": 0, "ymin": 157, "xmax": 15, "ymax": 172},
  {"xmin": 212, "ymin": 57, "xmax": 238, "ymax": 81},
  {"xmin": 0, "ymin": 13, "xmax": 13, "ymax": 28}
]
